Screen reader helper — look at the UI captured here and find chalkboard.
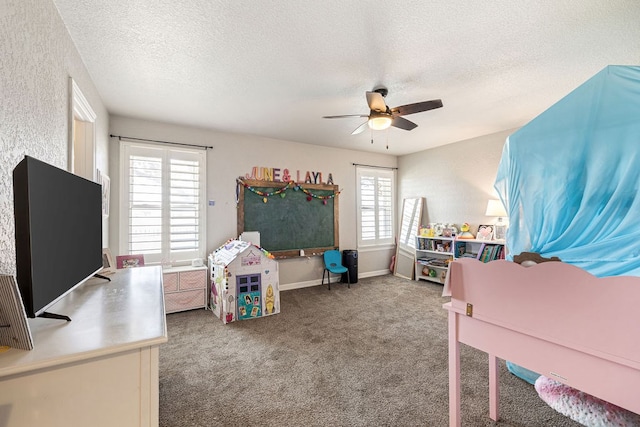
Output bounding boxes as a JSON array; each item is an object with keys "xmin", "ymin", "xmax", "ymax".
[{"xmin": 237, "ymin": 180, "xmax": 339, "ymax": 258}]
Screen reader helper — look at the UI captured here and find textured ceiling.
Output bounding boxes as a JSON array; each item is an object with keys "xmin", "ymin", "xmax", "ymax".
[{"xmin": 52, "ymin": 0, "xmax": 640, "ymax": 155}]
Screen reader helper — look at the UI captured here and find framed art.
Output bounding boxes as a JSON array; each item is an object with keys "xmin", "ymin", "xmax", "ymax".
[
  {"xmin": 0, "ymin": 275, "xmax": 34, "ymax": 350},
  {"xmin": 100, "ymin": 173, "xmax": 110, "ymax": 217},
  {"xmin": 101, "ymin": 248, "xmax": 116, "ymax": 275},
  {"xmin": 476, "ymin": 225, "xmax": 494, "ymax": 241},
  {"xmin": 116, "ymin": 254, "xmax": 145, "ymax": 269},
  {"xmin": 494, "ymin": 222, "xmax": 507, "ymax": 240}
]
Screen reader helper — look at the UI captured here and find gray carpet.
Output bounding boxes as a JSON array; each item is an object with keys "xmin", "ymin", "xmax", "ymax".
[{"xmin": 159, "ymin": 275, "xmax": 580, "ymax": 426}]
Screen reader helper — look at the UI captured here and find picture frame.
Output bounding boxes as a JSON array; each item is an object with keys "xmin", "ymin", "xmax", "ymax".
[
  {"xmin": 0, "ymin": 275, "xmax": 34, "ymax": 350},
  {"xmin": 476, "ymin": 224, "xmax": 494, "ymax": 241},
  {"xmin": 101, "ymin": 248, "xmax": 116, "ymax": 275},
  {"xmin": 100, "ymin": 173, "xmax": 110, "ymax": 217},
  {"xmin": 116, "ymin": 254, "xmax": 145, "ymax": 269},
  {"xmin": 494, "ymin": 223, "xmax": 507, "ymax": 240}
]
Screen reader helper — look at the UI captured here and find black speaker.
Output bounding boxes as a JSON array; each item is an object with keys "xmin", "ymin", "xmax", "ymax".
[{"xmin": 341, "ymin": 250, "xmax": 358, "ymax": 284}]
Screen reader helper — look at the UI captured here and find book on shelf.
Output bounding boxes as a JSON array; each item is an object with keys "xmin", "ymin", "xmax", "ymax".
[
  {"xmin": 480, "ymin": 246, "xmax": 490, "ymax": 263},
  {"xmin": 476, "ymin": 243, "xmax": 505, "ymax": 263},
  {"xmin": 416, "ymin": 257, "xmax": 450, "ymax": 268},
  {"xmin": 429, "ymin": 259, "xmax": 450, "ymax": 267}
]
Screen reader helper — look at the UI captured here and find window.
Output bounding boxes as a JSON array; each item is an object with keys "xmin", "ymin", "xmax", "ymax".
[
  {"xmin": 119, "ymin": 141, "xmax": 206, "ymax": 265},
  {"xmin": 356, "ymin": 167, "xmax": 395, "ymax": 247}
]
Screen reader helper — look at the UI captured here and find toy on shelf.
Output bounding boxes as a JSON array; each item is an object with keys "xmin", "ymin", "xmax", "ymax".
[{"xmin": 457, "ymin": 222, "xmax": 475, "ymax": 239}]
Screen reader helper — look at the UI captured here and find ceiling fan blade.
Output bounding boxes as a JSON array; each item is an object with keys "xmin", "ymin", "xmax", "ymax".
[
  {"xmin": 366, "ymin": 91, "xmax": 387, "ymax": 112},
  {"xmin": 391, "ymin": 116, "xmax": 418, "ymax": 131},
  {"xmin": 351, "ymin": 121, "xmax": 369, "ymax": 135},
  {"xmin": 391, "ymin": 99, "xmax": 443, "ymax": 116},
  {"xmin": 323, "ymin": 114, "xmax": 368, "ymax": 119}
]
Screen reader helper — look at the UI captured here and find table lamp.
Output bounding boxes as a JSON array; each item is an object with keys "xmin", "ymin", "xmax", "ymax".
[{"xmin": 485, "ymin": 199, "xmax": 508, "ymax": 240}]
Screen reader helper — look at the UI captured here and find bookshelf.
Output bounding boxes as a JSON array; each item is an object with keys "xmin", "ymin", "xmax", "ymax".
[{"xmin": 415, "ymin": 236, "xmax": 505, "ymax": 283}]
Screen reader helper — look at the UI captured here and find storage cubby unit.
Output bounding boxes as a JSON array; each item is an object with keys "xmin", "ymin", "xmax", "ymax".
[
  {"xmin": 162, "ymin": 265, "xmax": 208, "ymax": 313},
  {"xmin": 454, "ymin": 239, "xmax": 485, "ymax": 260},
  {"xmin": 415, "ymin": 236, "xmax": 505, "ymax": 283},
  {"xmin": 415, "ymin": 236, "xmax": 454, "ymax": 283}
]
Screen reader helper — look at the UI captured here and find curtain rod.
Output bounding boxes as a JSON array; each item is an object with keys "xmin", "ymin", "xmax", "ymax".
[
  {"xmin": 352, "ymin": 163, "xmax": 398, "ymax": 170},
  {"xmin": 110, "ymin": 134, "xmax": 213, "ymax": 150}
]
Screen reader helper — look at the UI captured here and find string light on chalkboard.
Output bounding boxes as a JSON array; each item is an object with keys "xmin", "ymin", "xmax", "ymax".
[
  {"xmin": 236, "ymin": 179, "xmax": 341, "ymax": 204},
  {"xmin": 243, "ymin": 180, "xmax": 293, "ymax": 197},
  {"xmin": 299, "ymin": 187, "xmax": 342, "ymax": 201}
]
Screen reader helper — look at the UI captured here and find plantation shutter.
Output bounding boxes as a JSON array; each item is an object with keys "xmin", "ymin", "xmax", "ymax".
[
  {"xmin": 120, "ymin": 142, "xmax": 206, "ymax": 265},
  {"xmin": 357, "ymin": 167, "xmax": 395, "ymax": 247}
]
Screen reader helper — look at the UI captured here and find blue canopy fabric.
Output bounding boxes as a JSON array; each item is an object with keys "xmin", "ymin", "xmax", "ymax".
[{"xmin": 495, "ymin": 65, "xmax": 640, "ymax": 277}]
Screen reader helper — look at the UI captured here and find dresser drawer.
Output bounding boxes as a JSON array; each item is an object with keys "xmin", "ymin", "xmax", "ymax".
[
  {"xmin": 179, "ymin": 269, "xmax": 206, "ymax": 290},
  {"xmin": 165, "ymin": 289, "xmax": 206, "ymax": 313},
  {"xmin": 162, "ymin": 272, "xmax": 179, "ymax": 292}
]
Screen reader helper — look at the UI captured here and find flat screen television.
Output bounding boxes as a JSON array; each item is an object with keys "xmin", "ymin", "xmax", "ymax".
[{"xmin": 13, "ymin": 155, "xmax": 103, "ymax": 319}]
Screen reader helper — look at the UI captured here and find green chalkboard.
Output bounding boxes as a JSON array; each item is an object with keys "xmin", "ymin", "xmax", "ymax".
[{"xmin": 237, "ymin": 180, "xmax": 339, "ymax": 258}]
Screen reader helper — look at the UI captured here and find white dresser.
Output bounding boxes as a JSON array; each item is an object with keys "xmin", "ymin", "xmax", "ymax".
[
  {"xmin": 0, "ymin": 266, "xmax": 167, "ymax": 427},
  {"xmin": 162, "ymin": 265, "xmax": 208, "ymax": 313}
]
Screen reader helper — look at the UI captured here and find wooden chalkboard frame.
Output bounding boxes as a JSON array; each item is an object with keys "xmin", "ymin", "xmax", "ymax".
[{"xmin": 237, "ymin": 179, "xmax": 339, "ymax": 258}]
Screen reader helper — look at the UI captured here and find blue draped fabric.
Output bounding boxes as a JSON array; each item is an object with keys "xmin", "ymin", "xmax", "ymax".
[{"xmin": 495, "ymin": 65, "xmax": 640, "ymax": 277}]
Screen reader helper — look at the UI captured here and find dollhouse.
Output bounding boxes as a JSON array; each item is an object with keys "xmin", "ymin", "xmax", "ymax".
[{"xmin": 208, "ymin": 240, "xmax": 280, "ymax": 324}]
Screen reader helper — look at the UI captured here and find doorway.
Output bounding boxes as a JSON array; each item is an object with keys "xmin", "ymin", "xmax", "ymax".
[{"xmin": 69, "ymin": 78, "xmax": 96, "ymax": 181}]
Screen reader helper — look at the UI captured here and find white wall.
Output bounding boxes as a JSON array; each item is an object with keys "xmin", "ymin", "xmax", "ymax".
[
  {"xmin": 0, "ymin": 1, "xmax": 514, "ymax": 283},
  {"xmin": 0, "ymin": 1, "xmax": 109, "ymax": 275},
  {"xmin": 109, "ymin": 116, "xmax": 397, "ymax": 288},
  {"xmin": 397, "ymin": 129, "xmax": 514, "ymax": 234}
]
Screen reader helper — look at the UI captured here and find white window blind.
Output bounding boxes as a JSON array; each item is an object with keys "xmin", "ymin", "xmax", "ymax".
[
  {"xmin": 356, "ymin": 167, "xmax": 395, "ymax": 247},
  {"xmin": 120, "ymin": 142, "xmax": 206, "ymax": 265}
]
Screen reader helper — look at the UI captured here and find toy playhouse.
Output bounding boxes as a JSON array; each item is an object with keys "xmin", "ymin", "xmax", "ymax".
[{"xmin": 208, "ymin": 239, "xmax": 280, "ymax": 324}]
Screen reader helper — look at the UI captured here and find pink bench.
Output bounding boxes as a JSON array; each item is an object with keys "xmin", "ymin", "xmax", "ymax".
[{"xmin": 443, "ymin": 258, "xmax": 640, "ymax": 426}]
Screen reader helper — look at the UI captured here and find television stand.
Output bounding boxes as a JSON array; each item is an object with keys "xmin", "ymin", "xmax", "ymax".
[
  {"xmin": 0, "ymin": 266, "xmax": 166, "ymax": 427},
  {"xmin": 38, "ymin": 311, "xmax": 71, "ymax": 322}
]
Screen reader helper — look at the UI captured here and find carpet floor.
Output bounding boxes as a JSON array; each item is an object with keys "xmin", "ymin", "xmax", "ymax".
[{"xmin": 159, "ymin": 274, "xmax": 581, "ymax": 426}]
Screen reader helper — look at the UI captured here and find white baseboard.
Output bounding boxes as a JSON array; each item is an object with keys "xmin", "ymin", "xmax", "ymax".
[
  {"xmin": 280, "ymin": 269, "xmax": 391, "ymax": 291},
  {"xmin": 359, "ymin": 269, "xmax": 392, "ymax": 279}
]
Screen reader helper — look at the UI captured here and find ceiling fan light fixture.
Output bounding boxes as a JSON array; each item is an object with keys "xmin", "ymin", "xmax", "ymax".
[
  {"xmin": 323, "ymin": 88, "xmax": 442, "ymax": 135},
  {"xmin": 368, "ymin": 114, "xmax": 392, "ymax": 130}
]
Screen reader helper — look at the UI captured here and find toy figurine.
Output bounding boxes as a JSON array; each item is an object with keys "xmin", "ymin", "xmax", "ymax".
[{"xmin": 458, "ymin": 222, "xmax": 475, "ymax": 239}]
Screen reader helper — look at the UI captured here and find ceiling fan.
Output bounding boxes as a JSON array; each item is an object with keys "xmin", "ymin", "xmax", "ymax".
[{"xmin": 323, "ymin": 87, "xmax": 443, "ymax": 135}]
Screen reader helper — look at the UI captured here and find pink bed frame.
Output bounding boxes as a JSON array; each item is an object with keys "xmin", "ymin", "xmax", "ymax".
[{"xmin": 443, "ymin": 258, "xmax": 640, "ymax": 426}]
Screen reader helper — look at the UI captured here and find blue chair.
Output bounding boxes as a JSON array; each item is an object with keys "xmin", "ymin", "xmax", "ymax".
[{"xmin": 322, "ymin": 250, "xmax": 350, "ymax": 290}]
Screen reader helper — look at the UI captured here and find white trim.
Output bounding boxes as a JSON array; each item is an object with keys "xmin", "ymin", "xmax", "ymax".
[
  {"xmin": 71, "ymin": 79, "xmax": 97, "ymax": 121},
  {"xmin": 355, "ymin": 244, "xmax": 396, "ymax": 253},
  {"xmin": 68, "ymin": 78, "xmax": 97, "ymax": 181},
  {"xmin": 279, "ymin": 279, "xmax": 326, "ymax": 291},
  {"xmin": 279, "ymin": 270, "xmax": 391, "ymax": 291},
  {"xmin": 359, "ymin": 269, "xmax": 392, "ymax": 279}
]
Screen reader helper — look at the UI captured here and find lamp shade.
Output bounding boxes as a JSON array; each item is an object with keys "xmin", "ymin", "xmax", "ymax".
[
  {"xmin": 368, "ymin": 112, "xmax": 392, "ymax": 130},
  {"xmin": 485, "ymin": 199, "xmax": 507, "ymax": 217}
]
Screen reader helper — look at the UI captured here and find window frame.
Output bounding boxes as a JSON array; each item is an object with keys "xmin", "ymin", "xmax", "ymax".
[
  {"xmin": 356, "ymin": 166, "xmax": 396, "ymax": 249},
  {"xmin": 119, "ymin": 141, "xmax": 207, "ymax": 265}
]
